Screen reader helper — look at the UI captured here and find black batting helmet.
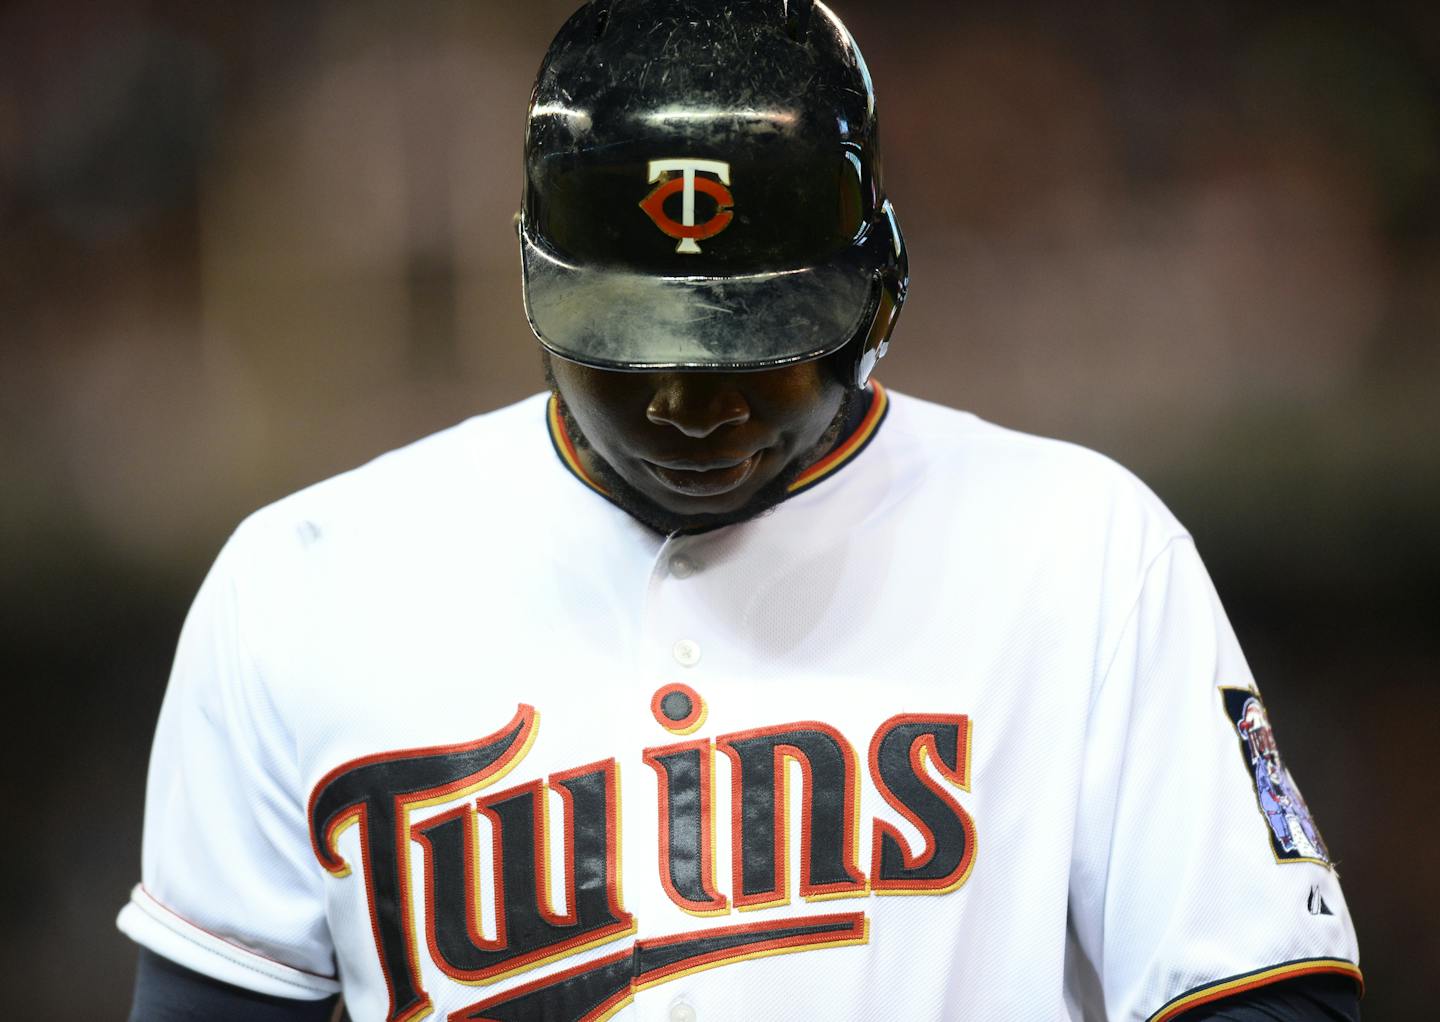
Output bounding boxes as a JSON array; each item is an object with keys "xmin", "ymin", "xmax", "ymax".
[{"xmin": 519, "ymin": 0, "xmax": 908, "ymax": 387}]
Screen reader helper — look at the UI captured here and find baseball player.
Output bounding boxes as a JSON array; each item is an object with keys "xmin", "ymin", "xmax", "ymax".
[{"xmin": 120, "ymin": 2, "xmax": 1362, "ymax": 1019}]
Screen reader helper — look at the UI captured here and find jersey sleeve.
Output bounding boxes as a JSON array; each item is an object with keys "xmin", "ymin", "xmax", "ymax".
[
  {"xmin": 1067, "ymin": 536, "xmax": 1361, "ymax": 1021},
  {"xmin": 116, "ymin": 532, "xmax": 341, "ymax": 1001}
]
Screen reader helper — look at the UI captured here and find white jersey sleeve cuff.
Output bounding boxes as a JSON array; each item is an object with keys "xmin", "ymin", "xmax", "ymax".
[{"xmin": 116, "ymin": 885, "xmax": 341, "ymax": 1001}]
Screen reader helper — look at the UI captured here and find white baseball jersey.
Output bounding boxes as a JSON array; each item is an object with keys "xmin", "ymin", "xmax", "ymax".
[{"xmin": 118, "ymin": 384, "xmax": 1360, "ymax": 1021}]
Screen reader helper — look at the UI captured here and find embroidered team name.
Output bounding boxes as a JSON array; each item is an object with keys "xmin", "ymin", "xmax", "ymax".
[
  {"xmin": 638, "ymin": 158, "xmax": 734, "ymax": 253},
  {"xmin": 309, "ymin": 693, "xmax": 976, "ymax": 1022}
]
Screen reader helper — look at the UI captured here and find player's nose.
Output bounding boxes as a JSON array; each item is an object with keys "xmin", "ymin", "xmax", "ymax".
[{"xmin": 645, "ymin": 373, "xmax": 751, "ymax": 438}]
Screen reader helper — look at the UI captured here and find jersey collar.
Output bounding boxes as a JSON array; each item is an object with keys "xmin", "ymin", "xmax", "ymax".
[{"xmin": 546, "ymin": 380, "xmax": 889, "ymax": 504}]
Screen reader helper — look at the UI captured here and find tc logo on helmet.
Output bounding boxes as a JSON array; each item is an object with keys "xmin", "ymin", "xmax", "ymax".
[{"xmin": 639, "ymin": 158, "xmax": 734, "ymax": 254}]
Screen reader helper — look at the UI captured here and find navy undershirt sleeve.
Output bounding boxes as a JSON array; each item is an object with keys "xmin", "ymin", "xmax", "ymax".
[
  {"xmin": 1176, "ymin": 974, "xmax": 1361, "ymax": 1021},
  {"xmin": 128, "ymin": 948, "xmax": 344, "ymax": 1022}
]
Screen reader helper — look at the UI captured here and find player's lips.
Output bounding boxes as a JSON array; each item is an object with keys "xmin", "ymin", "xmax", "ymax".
[{"xmin": 640, "ymin": 453, "xmax": 762, "ymax": 497}]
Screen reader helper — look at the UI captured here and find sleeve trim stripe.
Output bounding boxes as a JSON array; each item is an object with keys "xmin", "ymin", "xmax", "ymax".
[
  {"xmin": 1146, "ymin": 958, "xmax": 1364, "ymax": 1022},
  {"xmin": 116, "ymin": 885, "xmax": 341, "ymax": 999}
]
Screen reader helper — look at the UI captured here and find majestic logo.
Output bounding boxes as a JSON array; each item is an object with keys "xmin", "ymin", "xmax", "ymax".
[
  {"xmin": 309, "ymin": 691, "xmax": 977, "ymax": 1022},
  {"xmin": 1221, "ymin": 688, "xmax": 1329, "ymax": 865},
  {"xmin": 639, "ymin": 158, "xmax": 734, "ymax": 254}
]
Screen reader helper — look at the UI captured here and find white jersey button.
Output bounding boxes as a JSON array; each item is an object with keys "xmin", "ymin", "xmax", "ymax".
[
  {"xmin": 672, "ymin": 639, "xmax": 701, "ymax": 667},
  {"xmin": 669, "ymin": 1002, "xmax": 697, "ymax": 1022},
  {"xmin": 668, "ymin": 554, "xmax": 698, "ymax": 578}
]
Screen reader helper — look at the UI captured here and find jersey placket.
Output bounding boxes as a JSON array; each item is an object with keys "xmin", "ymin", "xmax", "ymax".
[
  {"xmin": 631, "ymin": 530, "xmax": 723, "ymax": 1022},
  {"xmin": 643, "ymin": 533, "xmax": 715, "ymax": 690}
]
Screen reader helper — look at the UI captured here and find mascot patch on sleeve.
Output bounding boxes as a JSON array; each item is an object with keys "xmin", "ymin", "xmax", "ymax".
[{"xmin": 1220, "ymin": 688, "xmax": 1330, "ymax": 865}]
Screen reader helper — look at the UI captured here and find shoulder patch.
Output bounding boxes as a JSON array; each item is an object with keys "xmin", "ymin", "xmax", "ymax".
[{"xmin": 1220, "ymin": 688, "xmax": 1330, "ymax": 865}]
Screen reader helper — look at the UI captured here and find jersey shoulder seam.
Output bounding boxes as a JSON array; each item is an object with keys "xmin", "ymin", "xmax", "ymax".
[{"xmin": 1091, "ymin": 532, "xmax": 1196, "ymax": 710}]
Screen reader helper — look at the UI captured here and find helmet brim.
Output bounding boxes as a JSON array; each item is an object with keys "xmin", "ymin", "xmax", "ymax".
[{"xmin": 520, "ymin": 224, "xmax": 878, "ymax": 372}]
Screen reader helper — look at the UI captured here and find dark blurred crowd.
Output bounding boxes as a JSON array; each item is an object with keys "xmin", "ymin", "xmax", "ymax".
[{"xmin": 1, "ymin": 1, "xmax": 1436, "ymax": 1016}]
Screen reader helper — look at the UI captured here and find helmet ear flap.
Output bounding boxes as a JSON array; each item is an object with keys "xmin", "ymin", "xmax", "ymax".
[
  {"xmin": 853, "ymin": 284, "xmax": 897, "ymax": 389},
  {"xmin": 852, "ymin": 199, "xmax": 908, "ymax": 388}
]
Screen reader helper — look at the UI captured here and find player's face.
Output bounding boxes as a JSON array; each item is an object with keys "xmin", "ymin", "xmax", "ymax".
[{"xmin": 547, "ymin": 355, "xmax": 848, "ymax": 528}]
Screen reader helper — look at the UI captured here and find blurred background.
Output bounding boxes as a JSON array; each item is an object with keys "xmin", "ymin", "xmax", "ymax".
[{"xmin": 1, "ymin": 0, "xmax": 1435, "ymax": 1016}]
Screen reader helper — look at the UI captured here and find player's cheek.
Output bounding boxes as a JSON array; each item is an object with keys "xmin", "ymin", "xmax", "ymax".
[{"xmin": 572, "ymin": 390, "xmax": 652, "ymax": 454}]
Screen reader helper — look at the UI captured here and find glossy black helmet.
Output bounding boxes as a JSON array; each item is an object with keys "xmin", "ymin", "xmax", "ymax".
[{"xmin": 520, "ymin": 0, "xmax": 907, "ymax": 386}]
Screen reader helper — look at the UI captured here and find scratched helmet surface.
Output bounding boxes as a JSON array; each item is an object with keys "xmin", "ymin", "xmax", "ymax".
[{"xmin": 520, "ymin": 0, "xmax": 907, "ymax": 378}]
